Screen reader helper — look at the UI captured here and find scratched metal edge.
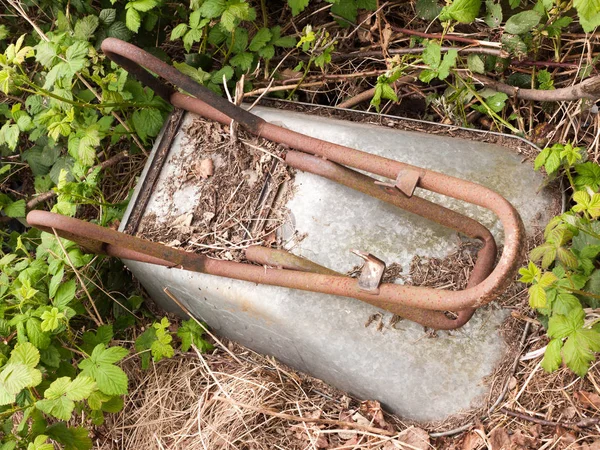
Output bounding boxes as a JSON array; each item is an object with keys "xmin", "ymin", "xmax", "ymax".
[{"xmin": 123, "ymin": 108, "xmax": 185, "ymax": 235}]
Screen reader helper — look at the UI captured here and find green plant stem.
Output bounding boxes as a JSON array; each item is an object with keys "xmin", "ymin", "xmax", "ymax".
[
  {"xmin": 563, "ymin": 286, "xmax": 600, "ymax": 300},
  {"xmin": 260, "ymin": 0, "xmax": 268, "ymax": 28},
  {"xmin": 287, "ymin": 59, "xmax": 313, "ymax": 99},
  {"xmin": 458, "ymin": 77, "xmax": 520, "ymax": 133},
  {"xmin": 565, "ymin": 167, "xmax": 576, "ymax": 190}
]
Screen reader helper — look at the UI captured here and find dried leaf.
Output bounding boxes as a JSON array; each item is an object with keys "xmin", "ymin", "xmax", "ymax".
[
  {"xmin": 397, "ymin": 426, "xmax": 430, "ymax": 450},
  {"xmin": 489, "ymin": 427, "xmax": 510, "ymax": 450},
  {"xmin": 511, "ymin": 430, "xmax": 537, "ymax": 448},
  {"xmin": 462, "ymin": 430, "xmax": 484, "ymax": 450},
  {"xmin": 195, "ymin": 158, "xmax": 214, "ymax": 179},
  {"xmin": 359, "ymin": 400, "xmax": 388, "ymax": 429},
  {"xmin": 581, "ymin": 440, "xmax": 600, "ymax": 450},
  {"xmin": 338, "ymin": 410, "xmax": 356, "ymax": 440},
  {"xmin": 575, "ymin": 390, "xmax": 600, "ymax": 409},
  {"xmin": 315, "ymin": 433, "xmax": 329, "ymax": 448}
]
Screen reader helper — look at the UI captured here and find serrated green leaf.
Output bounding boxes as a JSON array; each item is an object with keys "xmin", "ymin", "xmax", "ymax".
[
  {"xmin": 67, "ymin": 376, "xmax": 96, "ymax": 401},
  {"xmin": 438, "ymin": 49, "xmax": 458, "ymax": 80},
  {"xmin": 541, "ymin": 338, "xmax": 563, "ymax": 372},
  {"xmin": 40, "ymin": 307, "xmax": 65, "ymax": 332},
  {"xmin": 467, "ymin": 54, "xmax": 485, "ymax": 74},
  {"xmin": 544, "ymin": 149, "xmax": 562, "ymax": 174},
  {"xmin": 99, "ymin": 9, "xmax": 117, "ymax": 25},
  {"xmin": 575, "ymin": 162, "xmax": 600, "ymax": 191},
  {"xmin": 249, "ymin": 28, "xmax": 272, "ymax": 51},
  {"xmin": 288, "ymin": 0, "xmax": 310, "ymax": 16},
  {"xmin": 26, "ymin": 318, "xmax": 50, "ymax": 349},
  {"xmin": 170, "ymin": 23, "xmax": 188, "ymax": 41},
  {"xmin": 200, "ymin": 0, "xmax": 226, "ymax": 18},
  {"xmin": 125, "ymin": 8, "xmax": 141, "ymax": 33},
  {"xmin": 74, "ymin": 15, "xmax": 99, "ymax": 40},
  {"xmin": 440, "ymin": 0, "xmax": 481, "ymax": 23},
  {"xmin": 45, "ymin": 423, "xmax": 92, "ymax": 450},
  {"xmin": 3, "ymin": 200, "xmax": 25, "ymax": 218},
  {"xmin": 53, "ymin": 278, "xmax": 76, "ymax": 308},
  {"xmin": 230, "ymin": 52, "xmax": 254, "ymax": 71},
  {"xmin": 548, "ymin": 307, "xmax": 584, "ymax": 339},
  {"xmin": 416, "ymin": 0, "xmax": 443, "ymax": 20},
  {"xmin": 484, "ymin": 0, "xmax": 502, "ymax": 27},
  {"xmin": 10, "ymin": 342, "xmax": 40, "ymax": 368},
  {"xmin": 177, "ymin": 319, "xmax": 213, "ymax": 353},
  {"xmin": 574, "ymin": 0, "xmax": 600, "ymax": 32},
  {"xmin": 131, "ymin": 108, "xmax": 163, "ymax": 142},
  {"xmin": 129, "ymin": 0, "xmax": 159, "ymax": 12},
  {"xmin": 528, "ymin": 283, "xmax": 546, "ymax": 308},
  {"xmin": 505, "ymin": 10, "xmax": 542, "ymax": 34},
  {"xmin": 563, "ymin": 331, "xmax": 596, "ymax": 377}
]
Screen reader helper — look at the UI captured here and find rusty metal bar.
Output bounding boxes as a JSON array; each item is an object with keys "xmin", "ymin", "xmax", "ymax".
[{"xmin": 25, "ymin": 39, "xmax": 527, "ymax": 330}]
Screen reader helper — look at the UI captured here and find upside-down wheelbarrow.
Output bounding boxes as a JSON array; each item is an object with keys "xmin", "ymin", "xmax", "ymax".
[
  {"xmin": 26, "ymin": 39, "xmax": 555, "ymax": 421},
  {"xmin": 28, "ymin": 38, "xmax": 526, "ymax": 330}
]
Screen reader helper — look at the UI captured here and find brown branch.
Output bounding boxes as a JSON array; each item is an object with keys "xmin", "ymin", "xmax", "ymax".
[
  {"xmin": 471, "ymin": 74, "xmax": 600, "ymax": 101},
  {"xmin": 389, "ymin": 24, "xmax": 501, "ymax": 48},
  {"xmin": 337, "ymin": 73, "xmax": 420, "ymax": 109},
  {"xmin": 213, "ymin": 396, "xmax": 397, "ymax": 437},
  {"xmin": 500, "ymin": 408, "xmax": 600, "ymax": 430}
]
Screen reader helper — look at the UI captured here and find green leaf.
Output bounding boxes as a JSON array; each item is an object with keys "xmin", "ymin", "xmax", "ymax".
[
  {"xmin": 211, "ymin": 65, "xmax": 234, "ymax": 84},
  {"xmin": 440, "ymin": 0, "xmax": 481, "ymax": 23},
  {"xmin": 288, "ymin": 0, "xmax": 310, "ymax": 16},
  {"xmin": 544, "ymin": 149, "xmax": 562, "ymax": 174},
  {"xmin": 79, "ymin": 344, "xmax": 128, "ymax": 395},
  {"xmin": 467, "ymin": 54, "xmax": 485, "ymax": 74},
  {"xmin": 45, "ymin": 423, "xmax": 92, "ymax": 450},
  {"xmin": 177, "ymin": 319, "xmax": 213, "ymax": 353},
  {"xmin": 129, "ymin": 0, "xmax": 159, "ymax": 12},
  {"xmin": 528, "ymin": 283, "xmax": 547, "ymax": 308},
  {"xmin": 10, "ymin": 342, "xmax": 40, "ymax": 368},
  {"xmin": 574, "ymin": 0, "xmax": 600, "ymax": 32},
  {"xmin": 53, "ymin": 278, "xmax": 76, "ymax": 308},
  {"xmin": 3, "ymin": 200, "xmax": 25, "ymax": 218},
  {"xmin": 416, "ymin": 0, "xmax": 443, "ymax": 20},
  {"xmin": 125, "ymin": 8, "xmax": 141, "ymax": 33},
  {"xmin": 230, "ymin": 52, "xmax": 254, "ymax": 71},
  {"xmin": 484, "ymin": 0, "xmax": 502, "ymax": 27},
  {"xmin": 438, "ymin": 49, "xmax": 458, "ymax": 80},
  {"xmin": 27, "ymin": 435, "xmax": 53, "ymax": 450},
  {"xmin": 563, "ymin": 330, "xmax": 597, "ymax": 377},
  {"xmin": 575, "ymin": 162, "xmax": 600, "ymax": 191},
  {"xmin": 548, "ymin": 307, "xmax": 584, "ymax": 339},
  {"xmin": 135, "ymin": 327, "xmax": 156, "ymax": 369},
  {"xmin": 541, "ymin": 338, "xmax": 563, "ymax": 372},
  {"xmin": 99, "ymin": 9, "xmax": 117, "ymax": 25},
  {"xmin": 200, "ymin": 0, "xmax": 226, "ymax": 18},
  {"xmin": 107, "ymin": 21, "xmax": 133, "ymax": 41},
  {"xmin": 26, "ymin": 318, "xmax": 51, "ymax": 349},
  {"xmin": 553, "ymin": 293, "xmax": 581, "ymax": 315},
  {"xmin": 331, "ymin": 0, "xmax": 359, "ymax": 24},
  {"xmin": 40, "ymin": 307, "xmax": 65, "ymax": 332},
  {"xmin": 483, "ymin": 92, "xmax": 508, "ymax": 113},
  {"xmin": 422, "ymin": 42, "xmax": 441, "ymax": 68},
  {"xmin": 170, "ymin": 23, "xmax": 188, "ymax": 41},
  {"xmin": 504, "ymin": 10, "xmax": 542, "ymax": 34},
  {"xmin": 131, "ymin": 108, "xmax": 163, "ymax": 142},
  {"xmin": 74, "ymin": 15, "xmax": 99, "ymax": 40},
  {"xmin": 249, "ymin": 28, "xmax": 272, "ymax": 51}
]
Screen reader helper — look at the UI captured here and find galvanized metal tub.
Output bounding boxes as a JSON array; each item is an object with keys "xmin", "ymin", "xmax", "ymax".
[{"xmin": 119, "ymin": 103, "xmax": 558, "ymax": 422}]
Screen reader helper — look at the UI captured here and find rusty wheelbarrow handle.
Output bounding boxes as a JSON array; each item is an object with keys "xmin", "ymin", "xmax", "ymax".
[{"xmin": 29, "ymin": 39, "xmax": 526, "ymax": 330}]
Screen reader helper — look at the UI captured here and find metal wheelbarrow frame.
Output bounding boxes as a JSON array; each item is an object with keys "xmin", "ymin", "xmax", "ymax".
[{"xmin": 26, "ymin": 38, "xmax": 525, "ymax": 330}]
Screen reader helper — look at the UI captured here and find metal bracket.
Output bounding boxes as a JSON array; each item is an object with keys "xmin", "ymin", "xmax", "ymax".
[
  {"xmin": 374, "ymin": 168, "xmax": 421, "ymax": 197},
  {"xmin": 352, "ymin": 250, "xmax": 386, "ymax": 293}
]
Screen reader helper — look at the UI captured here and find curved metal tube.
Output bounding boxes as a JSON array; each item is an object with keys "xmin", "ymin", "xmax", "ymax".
[{"xmin": 31, "ymin": 38, "xmax": 525, "ymax": 330}]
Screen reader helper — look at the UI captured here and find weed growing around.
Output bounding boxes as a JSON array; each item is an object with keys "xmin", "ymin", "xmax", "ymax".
[{"xmin": 1, "ymin": 0, "xmax": 600, "ymax": 448}]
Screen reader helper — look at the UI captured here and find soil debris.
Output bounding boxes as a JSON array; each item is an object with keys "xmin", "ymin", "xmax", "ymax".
[{"xmin": 137, "ymin": 117, "xmax": 293, "ymax": 261}]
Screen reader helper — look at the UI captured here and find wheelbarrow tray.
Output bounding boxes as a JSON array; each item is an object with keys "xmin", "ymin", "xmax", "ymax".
[{"xmin": 119, "ymin": 102, "xmax": 559, "ymax": 422}]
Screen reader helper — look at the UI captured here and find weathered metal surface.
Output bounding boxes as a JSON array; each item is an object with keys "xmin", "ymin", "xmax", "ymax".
[{"xmin": 62, "ymin": 38, "xmax": 528, "ymax": 330}]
